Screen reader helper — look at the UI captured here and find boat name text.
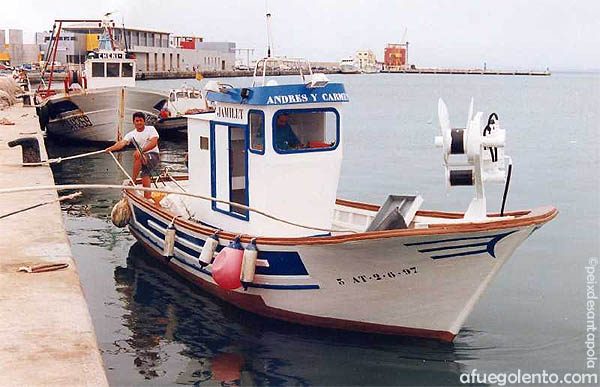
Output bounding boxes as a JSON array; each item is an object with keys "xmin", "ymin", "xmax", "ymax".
[
  {"xmin": 216, "ymin": 106, "xmax": 245, "ymax": 120},
  {"xmin": 266, "ymin": 92, "xmax": 349, "ymax": 105},
  {"xmin": 94, "ymin": 52, "xmax": 126, "ymax": 59}
]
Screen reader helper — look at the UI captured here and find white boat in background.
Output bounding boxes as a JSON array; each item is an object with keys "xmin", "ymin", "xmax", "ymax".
[
  {"xmin": 114, "ymin": 56, "xmax": 557, "ymax": 342},
  {"xmin": 339, "ymin": 57, "xmax": 360, "ymax": 74},
  {"xmin": 154, "ymin": 86, "xmax": 213, "ymax": 133},
  {"xmin": 36, "ymin": 17, "xmax": 168, "ymax": 143}
]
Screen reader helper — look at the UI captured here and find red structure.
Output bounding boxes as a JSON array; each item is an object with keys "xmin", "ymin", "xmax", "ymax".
[
  {"xmin": 384, "ymin": 44, "xmax": 407, "ymax": 68},
  {"xmin": 174, "ymin": 36, "xmax": 203, "ymax": 50}
]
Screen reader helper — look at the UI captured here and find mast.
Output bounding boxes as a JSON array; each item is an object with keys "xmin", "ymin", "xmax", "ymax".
[{"xmin": 265, "ymin": 1, "xmax": 273, "ymax": 57}]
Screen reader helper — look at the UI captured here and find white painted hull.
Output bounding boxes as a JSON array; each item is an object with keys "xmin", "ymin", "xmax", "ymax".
[
  {"xmin": 361, "ymin": 65, "xmax": 380, "ymax": 74},
  {"xmin": 340, "ymin": 64, "xmax": 360, "ymax": 74},
  {"xmin": 42, "ymin": 87, "xmax": 168, "ymax": 142},
  {"xmin": 125, "ymin": 191, "xmax": 556, "ymax": 341}
]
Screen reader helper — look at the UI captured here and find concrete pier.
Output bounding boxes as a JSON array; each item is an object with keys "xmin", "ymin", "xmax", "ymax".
[{"xmin": 0, "ymin": 103, "xmax": 108, "ymax": 385}]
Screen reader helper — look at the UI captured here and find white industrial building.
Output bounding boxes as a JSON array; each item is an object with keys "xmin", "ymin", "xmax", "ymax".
[{"xmin": 34, "ymin": 22, "xmax": 236, "ymax": 72}]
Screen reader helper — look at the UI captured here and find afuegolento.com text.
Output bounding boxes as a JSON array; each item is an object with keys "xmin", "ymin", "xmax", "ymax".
[{"xmin": 459, "ymin": 369, "xmax": 598, "ymax": 386}]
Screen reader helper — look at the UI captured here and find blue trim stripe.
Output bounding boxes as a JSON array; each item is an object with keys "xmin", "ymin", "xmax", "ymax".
[
  {"xmin": 130, "ymin": 221, "xmax": 319, "ymax": 290},
  {"xmin": 406, "ymin": 231, "xmax": 517, "ymax": 260},
  {"xmin": 431, "ymin": 249, "xmax": 489, "ymax": 260},
  {"xmin": 405, "ymin": 234, "xmax": 501, "ymax": 246},
  {"xmin": 416, "ymin": 241, "xmax": 488, "ymax": 253},
  {"xmin": 131, "ymin": 204, "xmax": 313, "ymax": 278}
]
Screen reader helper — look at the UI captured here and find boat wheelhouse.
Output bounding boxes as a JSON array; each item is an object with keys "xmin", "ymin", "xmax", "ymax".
[{"xmin": 119, "ymin": 57, "xmax": 557, "ymax": 342}]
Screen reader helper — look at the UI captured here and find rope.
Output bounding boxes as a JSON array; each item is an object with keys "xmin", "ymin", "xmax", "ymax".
[
  {"xmin": 0, "ymin": 191, "xmax": 82, "ymax": 220},
  {"xmin": 16, "ymin": 149, "xmax": 107, "ymax": 167},
  {"xmin": 109, "ymin": 151, "xmax": 135, "ymax": 185},
  {"xmin": 0, "ymin": 184, "xmax": 356, "ymax": 234}
]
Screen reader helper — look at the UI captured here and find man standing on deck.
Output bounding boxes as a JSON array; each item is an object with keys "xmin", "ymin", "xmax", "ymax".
[{"xmin": 105, "ymin": 112, "xmax": 160, "ymax": 200}]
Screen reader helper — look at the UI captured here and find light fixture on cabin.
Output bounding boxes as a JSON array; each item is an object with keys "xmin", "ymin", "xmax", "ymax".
[{"xmin": 306, "ymin": 73, "xmax": 329, "ymax": 88}]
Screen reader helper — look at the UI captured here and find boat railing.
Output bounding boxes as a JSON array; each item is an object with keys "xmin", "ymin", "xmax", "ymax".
[{"xmin": 252, "ymin": 56, "xmax": 314, "ymax": 87}]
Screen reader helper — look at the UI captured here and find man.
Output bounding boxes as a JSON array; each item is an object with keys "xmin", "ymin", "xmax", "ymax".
[
  {"xmin": 274, "ymin": 113, "xmax": 300, "ymax": 150},
  {"xmin": 105, "ymin": 112, "xmax": 160, "ymax": 199}
]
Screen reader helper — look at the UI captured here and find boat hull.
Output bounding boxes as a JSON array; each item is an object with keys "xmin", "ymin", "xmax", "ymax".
[
  {"xmin": 124, "ymin": 193, "xmax": 556, "ymax": 341},
  {"xmin": 42, "ymin": 86, "xmax": 168, "ymax": 143},
  {"xmin": 154, "ymin": 116, "xmax": 187, "ymax": 132}
]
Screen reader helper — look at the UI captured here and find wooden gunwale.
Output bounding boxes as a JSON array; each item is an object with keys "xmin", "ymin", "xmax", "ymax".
[{"xmin": 125, "ymin": 179, "xmax": 558, "ymax": 246}]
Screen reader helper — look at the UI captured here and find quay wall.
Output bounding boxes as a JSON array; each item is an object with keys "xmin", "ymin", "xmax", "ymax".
[{"xmin": 0, "ymin": 102, "xmax": 108, "ymax": 385}]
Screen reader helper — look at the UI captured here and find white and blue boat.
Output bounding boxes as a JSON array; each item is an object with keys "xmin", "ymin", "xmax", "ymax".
[{"xmin": 120, "ymin": 57, "xmax": 557, "ymax": 342}]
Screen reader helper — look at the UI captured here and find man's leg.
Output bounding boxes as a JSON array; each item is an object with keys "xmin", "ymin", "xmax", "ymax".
[
  {"xmin": 132, "ymin": 151, "xmax": 142, "ymax": 182},
  {"xmin": 141, "ymin": 175, "xmax": 152, "ymax": 199}
]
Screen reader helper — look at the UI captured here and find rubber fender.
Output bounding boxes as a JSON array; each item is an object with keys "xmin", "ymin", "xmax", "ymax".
[
  {"xmin": 212, "ymin": 236, "xmax": 244, "ymax": 290},
  {"xmin": 8, "ymin": 137, "xmax": 41, "ymax": 164}
]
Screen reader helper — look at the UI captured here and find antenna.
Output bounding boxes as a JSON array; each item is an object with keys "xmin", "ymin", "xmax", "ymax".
[
  {"xmin": 122, "ymin": 17, "xmax": 129, "ymax": 53},
  {"xmin": 265, "ymin": 0, "xmax": 273, "ymax": 57},
  {"xmin": 401, "ymin": 27, "xmax": 408, "ymax": 44}
]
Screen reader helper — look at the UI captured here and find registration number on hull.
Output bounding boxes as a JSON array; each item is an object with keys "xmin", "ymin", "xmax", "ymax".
[
  {"xmin": 336, "ymin": 266, "xmax": 418, "ymax": 286},
  {"xmin": 64, "ymin": 114, "xmax": 93, "ymax": 130}
]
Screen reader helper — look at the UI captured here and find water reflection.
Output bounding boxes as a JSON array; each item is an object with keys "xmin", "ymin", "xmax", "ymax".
[{"xmin": 110, "ymin": 243, "xmax": 471, "ymax": 386}]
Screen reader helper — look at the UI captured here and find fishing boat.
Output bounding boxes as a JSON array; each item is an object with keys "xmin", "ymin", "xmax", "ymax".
[
  {"xmin": 339, "ymin": 57, "xmax": 360, "ymax": 74},
  {"xmin": 154, "ymin": 85, "xmax": 213, "ymax": 133},
  {"xmin": 115, "ymin": 56, "xmax": 557, "ymax": 342},
  {"xmin": 36, "ymin": 17, "xmax": 168, "ymax": 143}
]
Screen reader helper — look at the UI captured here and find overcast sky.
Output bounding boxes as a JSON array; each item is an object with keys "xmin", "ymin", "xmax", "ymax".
[{"xmin": 2, "ymin": 0, "xmax": 598, "ymax": 71}]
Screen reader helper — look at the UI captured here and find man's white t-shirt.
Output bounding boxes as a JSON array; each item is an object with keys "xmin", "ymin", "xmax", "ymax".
[{"xmin": 124, "ymin": 125, "xmax": 159, "ymax": 154}]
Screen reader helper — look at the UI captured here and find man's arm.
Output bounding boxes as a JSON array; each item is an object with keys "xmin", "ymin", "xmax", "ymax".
[
  {"xmin": 142, "ymin": 136, "xmax": 158, "ymax": 152},
  {"xmin": 105, "ymin": 139, "xmax": 129, "ymax": 153}
]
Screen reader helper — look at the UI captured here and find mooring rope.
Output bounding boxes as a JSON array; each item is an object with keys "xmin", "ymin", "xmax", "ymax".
[
  {"xmin": 0, "ymin": 184, "xmax": 356, "ymax": 234},
  {"xmin": 108, "ymin": 151, "xmax": 135, "ymax": 185},
  {"xmin": 0, "ymin": 191, "xmax": 82, "ymax": 220},
  {"xmin": 13, "ymin": 149, "xmax": 107, "ymax": 167}
]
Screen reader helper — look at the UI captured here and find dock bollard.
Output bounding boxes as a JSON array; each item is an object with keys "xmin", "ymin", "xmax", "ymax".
[{"xmin": 8, "ymin": 137, "xmax": 41, "ymax": 165}]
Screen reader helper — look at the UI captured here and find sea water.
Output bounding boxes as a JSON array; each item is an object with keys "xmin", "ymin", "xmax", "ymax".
[{"xmin": 48, "ymin": 72, "xmax": 599, "ymax": 386}]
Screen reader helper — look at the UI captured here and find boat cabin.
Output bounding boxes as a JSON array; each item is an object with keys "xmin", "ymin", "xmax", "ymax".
[
  {"xmin": 186, "ymin": 66, "xmax": 349, "ymax": 237},
  {"xmin": 84, "ymin": 50, "xmax": 136, "ymax": 89}
]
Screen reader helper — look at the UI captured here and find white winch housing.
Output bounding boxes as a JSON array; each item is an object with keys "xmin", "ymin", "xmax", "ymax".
[{"xmin": 435, "ymin": 98, "xmax": 511, "ymax": 221}]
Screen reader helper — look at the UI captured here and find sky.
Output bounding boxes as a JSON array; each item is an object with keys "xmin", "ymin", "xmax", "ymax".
[{"xmin": 1, "ymin": 0, "xmax": 598, "ymax": 71}]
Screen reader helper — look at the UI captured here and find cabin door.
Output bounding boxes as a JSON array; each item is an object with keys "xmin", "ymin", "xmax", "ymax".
[{"xmin": 211, "ymin": 124, "xmax": 249, "ymax": 219}]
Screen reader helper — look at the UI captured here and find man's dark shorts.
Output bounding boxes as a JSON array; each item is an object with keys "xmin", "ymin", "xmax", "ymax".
[{"xmin": 141, "ymin": 152, "xmax": 160, "ymax": 177}]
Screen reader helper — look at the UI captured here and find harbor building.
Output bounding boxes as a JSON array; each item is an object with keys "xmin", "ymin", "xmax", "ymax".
[
  {"xmin": 355, "ymin": 50, "xmax": 379, "ymax": 73},
  {"xmin": 0, "ymin": 29, "xmax": 41, "ymax": 66},
  {"xmin": 35, "ymin": 22, "xmax": 236, "ymax": 72}
]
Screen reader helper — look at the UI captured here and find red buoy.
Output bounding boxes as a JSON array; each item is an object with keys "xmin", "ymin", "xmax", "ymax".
[{"xmin": 211, "ymin": 236, "xmax": 244, "ymax": 290}]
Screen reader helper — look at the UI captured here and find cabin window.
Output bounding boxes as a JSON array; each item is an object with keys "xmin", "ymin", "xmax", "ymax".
[
  {"xmin": 169, "ymin": 92, "xmax": 176, "ymax": 102},
  {"xmin": 190, "ymin": 91, "xmax": 201, "ymax": 99},
  {"xmin": 92, "ymin": 62, "xmax": 104, "ymax": 77},
  {"xmin": 121, "ymin": 62, "xmax": 133, "ymax": 77},
  {"xmin": 272, "ymin": 109, "xmax": 339, "ymax": 153},
  {"xmin": 176, "ymin": 91, "xmax": 187, "ymax": 99},
  {"xmin": 249, "ymin": 111, "xmax": 265, "ymax": 153},
  {"xmin": 106, "ymin": 62, "xmax": 120, "ymax": 77}
]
